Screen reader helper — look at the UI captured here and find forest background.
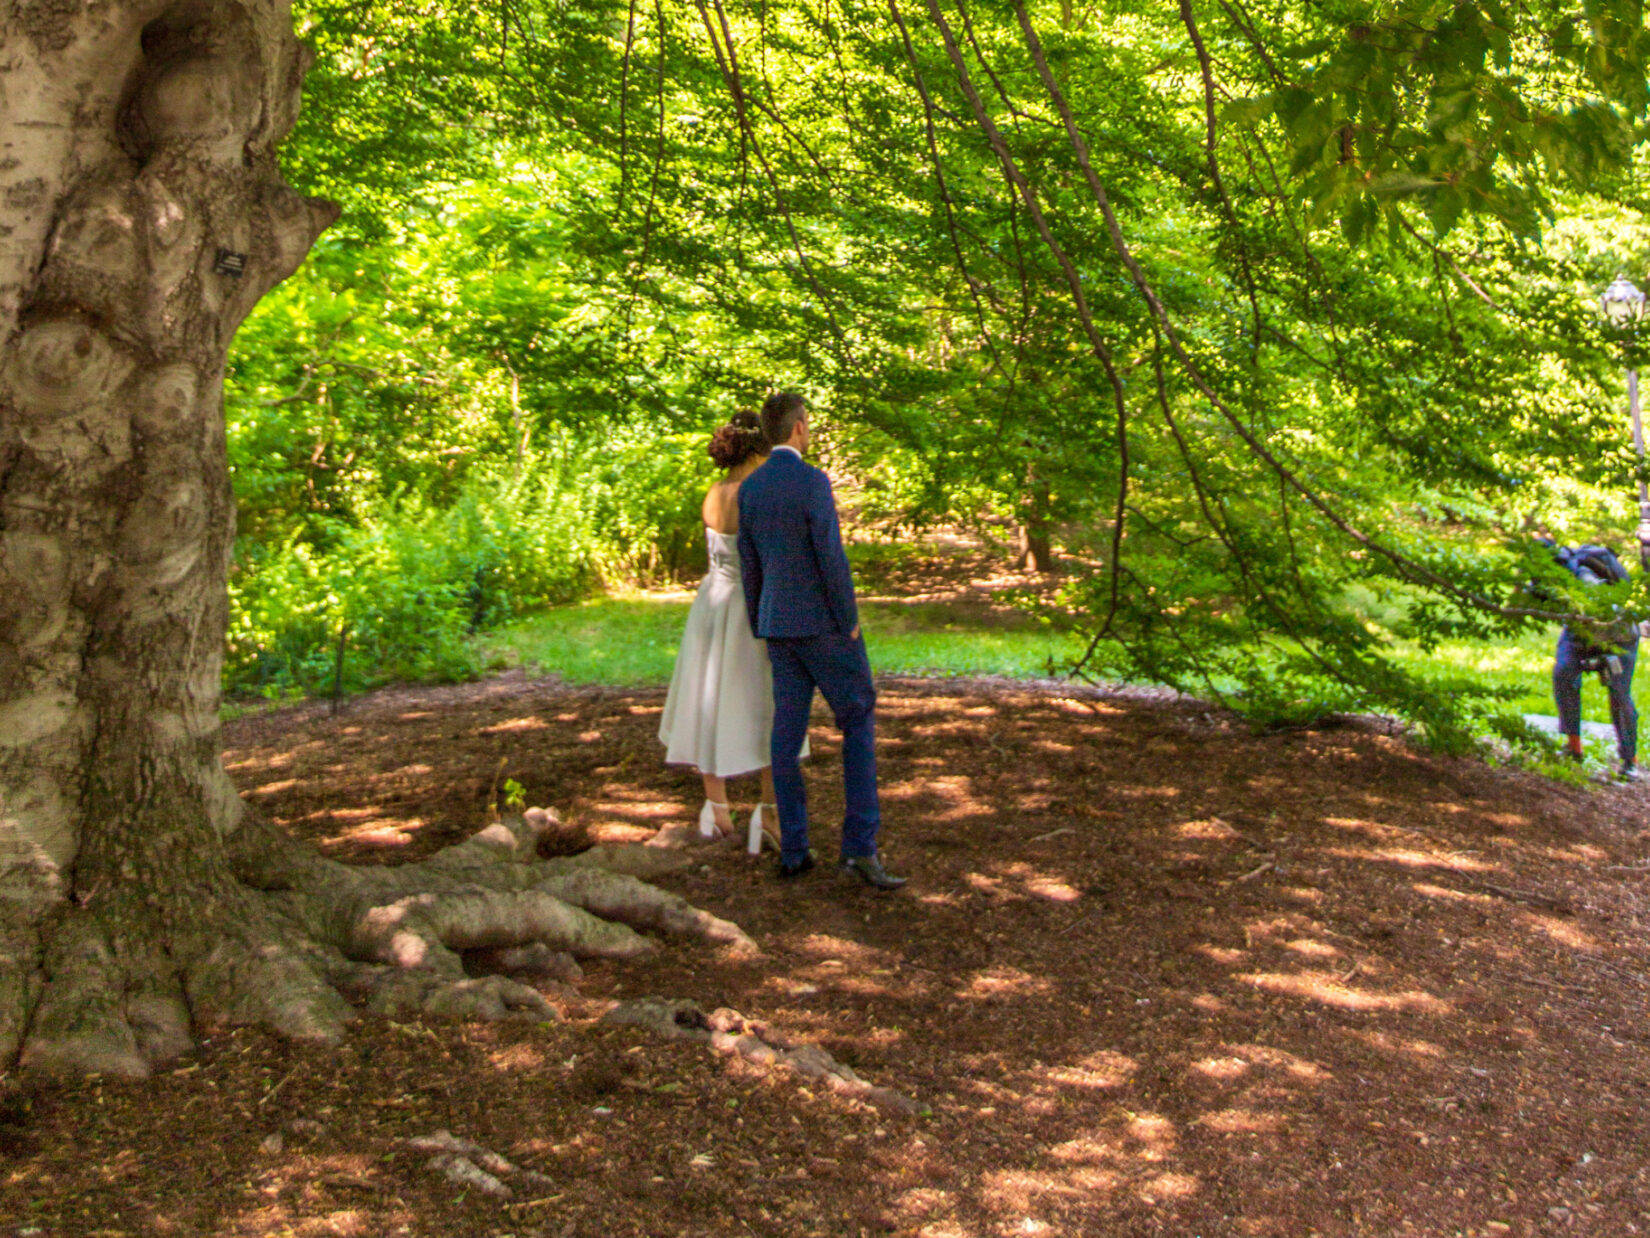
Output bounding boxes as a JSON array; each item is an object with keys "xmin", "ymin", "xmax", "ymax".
[{"xmin": 227, "ymin": 0, "xmax": 1650, "ymax": 755}]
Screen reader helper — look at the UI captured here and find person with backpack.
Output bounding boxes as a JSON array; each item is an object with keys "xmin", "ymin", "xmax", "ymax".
[{"xmin": 1551, "ymin": 543, "xmax": 1640, "ymax": 780}]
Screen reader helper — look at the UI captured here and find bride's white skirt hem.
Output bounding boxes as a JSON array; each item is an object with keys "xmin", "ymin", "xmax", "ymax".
[{"xmin": 658, "ymin": 533, "xmax": 806, "ymax": 780}]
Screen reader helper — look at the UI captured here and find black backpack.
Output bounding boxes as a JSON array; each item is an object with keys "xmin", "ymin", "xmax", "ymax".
[{"xmin": 1557, "ymin": 544, "xmax": 1630, "ymax": 587}]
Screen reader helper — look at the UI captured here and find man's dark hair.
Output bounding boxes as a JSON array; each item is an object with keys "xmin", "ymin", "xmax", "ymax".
[{"xmin": 760, "ymin": 391, "xmax": 807, "ymax": 446}]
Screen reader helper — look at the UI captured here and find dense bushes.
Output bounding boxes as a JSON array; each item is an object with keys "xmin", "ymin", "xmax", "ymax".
[
  {"xmin": 224, "ymin": 436, "xmax": 715, "ymax": 697},
  {"xmin": 221, "ymin": 161, "xmax": 727, "ymax": 697}
]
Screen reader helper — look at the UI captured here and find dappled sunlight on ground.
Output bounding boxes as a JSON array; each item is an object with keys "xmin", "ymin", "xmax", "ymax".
[{"xmin": 146, "ymin": 676, "xmax": 1650, "ymax": 1233}]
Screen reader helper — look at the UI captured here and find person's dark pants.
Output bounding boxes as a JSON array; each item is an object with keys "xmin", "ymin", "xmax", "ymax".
[
  {"xmin": 1554, "ymin": 627, "xmax": 1639, "ymax": 763},
  {"xmin": 767, "ymin": 631, "xmax": 881, "ymax": 865}
]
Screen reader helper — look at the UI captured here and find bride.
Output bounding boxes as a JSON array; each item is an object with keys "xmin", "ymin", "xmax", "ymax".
[{"xmin": 658, "ymin": 410, "xmax": 804, "ymax": 847}]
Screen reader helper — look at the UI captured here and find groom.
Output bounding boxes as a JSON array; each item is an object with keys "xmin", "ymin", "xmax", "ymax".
[{"xmin": 737, "ymin": 392, "xmax": 906, "ymax": 889}]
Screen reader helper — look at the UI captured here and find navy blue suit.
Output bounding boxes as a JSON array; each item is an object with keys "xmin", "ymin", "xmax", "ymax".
[{"xmin": 738, "ymin": 447, "xmax": 881, "ymax": 863}]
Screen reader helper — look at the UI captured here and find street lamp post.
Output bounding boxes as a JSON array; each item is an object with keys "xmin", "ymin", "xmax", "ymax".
[{"xmin": 1601, "ymin": 274, "xmax": 1650, "ymax": 564}]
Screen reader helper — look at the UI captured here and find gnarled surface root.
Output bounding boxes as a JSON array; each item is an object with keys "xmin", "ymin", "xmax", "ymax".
[{"xmin": 8, "ymin": 808, "xmax": 750, "ymax": 1076}]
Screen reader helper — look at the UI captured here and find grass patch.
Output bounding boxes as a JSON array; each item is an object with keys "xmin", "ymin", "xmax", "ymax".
[
  {"xmin": 479, "ymin": 593, "xmax": 1611, "ymax": 728},
  {"xmin": 1386, "ymin": 627, "xmax": 1618, "ymax": 724},
  {"xmin": 481, "ymin": 593, "xmax": 1082, "ymax": 685}
]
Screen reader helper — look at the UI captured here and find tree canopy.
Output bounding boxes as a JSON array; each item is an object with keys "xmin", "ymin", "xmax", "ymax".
[{"xmin": 228, "ymin": 0, "xmax": 1650, "ymax": 746}]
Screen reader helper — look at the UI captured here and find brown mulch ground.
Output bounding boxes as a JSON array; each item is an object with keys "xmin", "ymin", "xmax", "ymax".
[{"xmin": 7, "ymin": 674, "xmax": 1650, "ymax": 1237}]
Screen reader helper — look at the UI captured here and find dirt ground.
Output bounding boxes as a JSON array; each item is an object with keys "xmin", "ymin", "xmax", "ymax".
[{"xmin": 5, "ymin": 672, "xmax": 1650, "ymax": 1237}]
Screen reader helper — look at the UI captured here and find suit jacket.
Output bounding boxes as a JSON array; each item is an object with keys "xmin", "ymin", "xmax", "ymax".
[{"xmin": 737, "ymin": 448, "xmax": 860, "ymax": 639}]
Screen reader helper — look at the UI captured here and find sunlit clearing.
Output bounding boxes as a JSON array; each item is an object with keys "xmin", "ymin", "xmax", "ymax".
[
  {"xmin": 1236, "ymin": 1043, "xmax": 1333, "ymax": 1080},
  {"xmin": 1048, "ymin": 1135, "xmax": 1120, "ymax": 1164},
  {"xmin": 1175, "ymin": 817, "xmax": 1245, "ymax": 841},
  {"xmin": 1023, "ymin": 876, "xmax": 1081, "ymax": 901},
  {"xmin": 1110, "ymin": 783, "xmax": 1181, "ymax": 799},
  {"xmin": 893, "ymin": 1187, "xmax": 954, "ymax": 1220},
  {"xmin": 478, "ymin": 715, "xmax": 550, "ymax": 734},
  {"xmin": 1188, "ymin": 1056, "xmax": 1250, "ymax": 1082},
  {"xmin": 1282, "ymin": 938, "xmax": 1341, "ymax": 959},
  {"xmin": 798, "ymin": 934, "xmax": 884, "ymax": 964},
  {"xmin": 1195, "ymin": 945, "xmax": 1247, "ymax": 964},
  {"xmin": 965, "ymin": 872, "xmax": 1014, "ymax": 900},
  {"xmin": 304, "ymin": 806, "xmax": 383, "ymax": 824},
  {"xmin": 1322, "ymin": 845, "xmax": 1493, "ymax": 872},
  {"xmin": 592, "ymin": 791, "xmax": 678, "ymax": 811},
  {"xmin": 897, "ymin": 774, "xmax": 986, "ymax": 822},
  {"xmin": 1042, "ymin": 1049, "xmax": 1138, "ymax": 1090},
  {"xmin": 587, "ymin": 822, "xmax": 654, "ymax": 843},
  {"xmin": 1519, "ymin": 912, "xmax": 1600, "ymax": 951},
  {"xmin": 1054, "ymin": 697, "xmax": 1119, "ymax": 714},
  {"xmin": 1547, "ymin": 842, "xmax": 1611, "ymax": 864},
  {"xmin": 959, "ymin": 967, "xmax": 1053, "ymax": 1000},
  {"xmin": 1140, "ymin": 1171, "xmax": 1199, "ymax": 1201},
  {"xmin": 489, "ymin": 1043, "xmax": 546, "ymax": 1071},
  {"xmin": 982, "ymin": 1167, "xmax": 1121, "ymax": 1211},
  {"xmin": 1344, "ymin": 1028, "xmax": 1446, "ymax": 1059},
  {"xmin": 1196, "ymin": 1107, "xmax": 1288, "ymax": 1134},
  {"xmin": 1322, "ymin": 815, "xmax": 1400, "ymax": 838},
  {"xmin": 1278, "ymin": 885, "xmax": 1327, "ymax": 903},
  {"xmin": 324, "ymin": 822, "xmax": 420, "ymax": 848},
  {"xmin": 1239, "ymin": 971, "xmax": 1451, "ymax": 1014},
  {"xmin": 1412, "ymin": 882, "xmax": 1492, "ymax": 904},
  {"xmin": 1126, "ymin": 1113, "xmax": 1177, "ymax": 1150},
  {"xmin": 997, "ymin": 861, "xmax": 1081, "ymax": 902}
]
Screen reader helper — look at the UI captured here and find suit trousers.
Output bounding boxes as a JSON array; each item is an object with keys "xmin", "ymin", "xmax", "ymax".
[{"xmin": 767, "ymin": 632, "xmax": 881, "ymax": 864}]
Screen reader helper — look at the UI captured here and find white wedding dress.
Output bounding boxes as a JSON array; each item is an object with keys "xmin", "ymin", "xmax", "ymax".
[{"xmin": 659, "ymin": 527, "xmax": 806, "ymax": 777}]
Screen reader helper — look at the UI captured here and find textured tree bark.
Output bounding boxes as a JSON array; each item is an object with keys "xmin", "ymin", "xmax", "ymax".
[
  {"xmin": 0, "ymin": 0, "xmax": 750, "ymax": 1076},
  {"xmin": 1012, "ymin": 474, "xmax": 1055, "ymax": 573}
]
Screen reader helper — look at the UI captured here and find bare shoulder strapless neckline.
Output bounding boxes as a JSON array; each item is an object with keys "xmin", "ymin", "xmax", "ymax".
[{"xmin": 658, "ymin": 527, "xmax": 807, "ymax": 777}]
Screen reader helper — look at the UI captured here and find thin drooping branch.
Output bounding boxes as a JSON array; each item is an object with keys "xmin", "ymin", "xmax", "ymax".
[
  {"xmin": 618, "ymin": 0, "xmax": 640, "ymax": 212},
  {"xmin": 1148, "ymin": 332, "xmax": 1357, "ymax": 688},
  {"xmin": 621, "ymin": 0, "xmax": 671, "ymax": 355},
  {"xmin": 694, "ymin": 0, "xmax": 862, "ymax": 375},
  {"xmin": 887, "ymin": 0, "xmax": 1003, "ymax": 373},
  {"xmin": 1006, "ymin": 0, "xmax": 1573, "ymax": 625},
  {"xmin": 921, "ymin": 0, "xmax": 1133, "ymax": 638},
  {"xmin": 1178, "ymin": 0, "xmax": 1263, "ymax": 359},
  {"xmin": 1393, "ymin": 210, "xmax": 1506, "ymax": 312}
]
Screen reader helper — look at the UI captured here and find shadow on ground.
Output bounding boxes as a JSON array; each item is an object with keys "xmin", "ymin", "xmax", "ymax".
[{"xmin": 6, "ymin": 674, "xmax": 1650, "ymax": 1237}]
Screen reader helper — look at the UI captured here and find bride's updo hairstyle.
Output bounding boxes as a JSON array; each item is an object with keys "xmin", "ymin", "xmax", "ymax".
[{"xmin": 708, "ymin": 410, "xmax": 766, "ymax": 470}]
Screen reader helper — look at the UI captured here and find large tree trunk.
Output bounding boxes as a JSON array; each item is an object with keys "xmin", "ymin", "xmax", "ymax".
[{"xmin": 0, "ymin": 0, "xmax": 748, "ymax": 1076}]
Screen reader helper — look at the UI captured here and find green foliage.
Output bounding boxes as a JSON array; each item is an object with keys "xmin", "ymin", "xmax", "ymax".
[
  {"xmin": 221, "ymin": 0, "xmax": 1650, "ymax": 752},
  {"xmin": 502, "ymin": 778, "xmax": 527, "ymax": 811},
  {"xmin": 227, "ymin": 464, "xmax": 591, "ymax": 694}
]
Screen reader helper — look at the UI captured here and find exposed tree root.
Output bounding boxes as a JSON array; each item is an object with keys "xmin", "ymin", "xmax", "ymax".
[
  {"xmin": 406, "ymin": 1129, "xmax": 556, "ymax": 1200},
  {"xmin": 8, "ymin": 808, "xmax": 753, "ymax": 1077},
  {"xmin": 603, "ymin": 996, "xmax": 921, "ymax": 1116}
]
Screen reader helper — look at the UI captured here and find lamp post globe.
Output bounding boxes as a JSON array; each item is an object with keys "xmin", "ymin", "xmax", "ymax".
[
  {"xmin": 1600, "ymin": 274, "xmax": 1650, "ymax": 559},
  {"xmin": 1601, "ymin": 274, "xmax": 1647, "ymax": 325}
]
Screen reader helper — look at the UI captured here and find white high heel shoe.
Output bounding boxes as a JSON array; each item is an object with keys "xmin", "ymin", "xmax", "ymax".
[
  {"xmin": 699, "ymin": 799, "xmax": 733, "ymax": 841},
  {"xmin": 748, "ymin": 803, "xmax": 780, "ymax": 855}
]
